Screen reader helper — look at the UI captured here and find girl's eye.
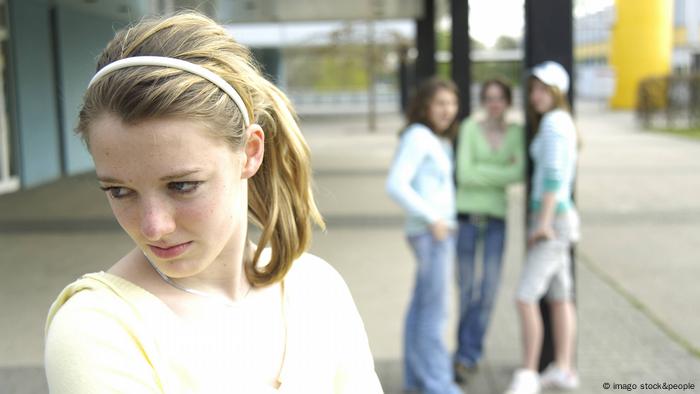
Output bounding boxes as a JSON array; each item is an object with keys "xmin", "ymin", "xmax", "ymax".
[
  {"xmin": 99, "ymin": 186, "xmax": 132, "ymax": 199},
  {"xmin": 168, "ymin": 181, "xmax": 202, "ymax": 193}
]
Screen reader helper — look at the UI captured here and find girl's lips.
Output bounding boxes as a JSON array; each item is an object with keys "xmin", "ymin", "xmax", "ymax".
[{"xmin": 148, "ymin": 241, "xmax": 192, "ymax": 259}]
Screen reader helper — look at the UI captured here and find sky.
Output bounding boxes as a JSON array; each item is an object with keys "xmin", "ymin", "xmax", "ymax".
[
  {"xmin": 466, "ymin": 0, "xmax": 614, "ymax": 47},
  {"xmin": 466, "ymin": 0, "xmax": 525, "ymax": 47}
]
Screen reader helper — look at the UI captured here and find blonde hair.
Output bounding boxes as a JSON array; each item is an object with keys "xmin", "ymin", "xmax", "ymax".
[{"xmin": 77, "ymin": 12, "xmax": 325, "ymax": 286}]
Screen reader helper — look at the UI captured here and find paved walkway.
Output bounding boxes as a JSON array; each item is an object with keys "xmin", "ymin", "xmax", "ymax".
[{"xmin": 1, "ymin": 102, "xmax": 699, "ymax": 393}]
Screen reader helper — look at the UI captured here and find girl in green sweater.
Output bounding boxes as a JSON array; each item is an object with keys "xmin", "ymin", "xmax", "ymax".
[{"xmin": 454, "ymin": 79, "xmax": 524, "ymax": 381}]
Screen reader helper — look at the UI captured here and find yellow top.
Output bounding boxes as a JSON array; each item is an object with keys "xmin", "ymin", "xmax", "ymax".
[{"xmin": 44, "ymin": 253, "xmax": 383, "ymax": 393}]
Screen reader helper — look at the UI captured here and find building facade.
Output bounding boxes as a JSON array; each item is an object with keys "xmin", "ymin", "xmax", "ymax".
[{"xmin": 575, "ymin": 0, "xmax": 699, "ymax": 107}]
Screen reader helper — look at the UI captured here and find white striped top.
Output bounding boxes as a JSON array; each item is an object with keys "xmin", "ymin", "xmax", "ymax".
[{"xmin": 529, "ymin": 109, "xmax": 578, "ymax": 213}]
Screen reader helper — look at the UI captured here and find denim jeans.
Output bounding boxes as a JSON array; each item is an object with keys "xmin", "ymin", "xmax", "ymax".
[
  {"xmin": 455, "ymin": 214, "xmax": 506, "ymax": 368},
  {"xmin": 404, "ymin": 232, "xmax": 462, "ymax": 394}
]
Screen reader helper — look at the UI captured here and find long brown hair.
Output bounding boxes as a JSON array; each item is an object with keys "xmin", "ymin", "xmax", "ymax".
[
  {"xmin": 404, "ymin": 77, "xmax": 459, "ymax": 139},
  {"xmin": 77, "ymin": 12, "xmax": 324, "ymax": 286}
]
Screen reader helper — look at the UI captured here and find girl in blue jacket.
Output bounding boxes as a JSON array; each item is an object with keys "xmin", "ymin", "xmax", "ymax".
[{"xmin": 386, "ymin": 77, "xmax": 462, "ymax": 394}]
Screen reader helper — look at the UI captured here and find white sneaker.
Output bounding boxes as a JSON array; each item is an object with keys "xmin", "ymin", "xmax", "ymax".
[
  {"xmin": 539, "ymin": 364, "xmax": 580, "ymax": 390},
  {"xmin": 504, "ymin": 369, "xmax": 540, "ymax": 394}
]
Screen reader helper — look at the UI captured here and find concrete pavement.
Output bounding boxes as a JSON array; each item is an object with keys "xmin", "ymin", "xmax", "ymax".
[
  {"xmin": 301, "ymin": 106, "xmax": 700, "ymax": 393},
  {"xmin": 1, "ymin": 103, "xmax": 700, "ymax": 393}
]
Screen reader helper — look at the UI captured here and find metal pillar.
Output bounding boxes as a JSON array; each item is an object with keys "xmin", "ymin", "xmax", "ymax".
[
  {"xmin": 367, "ymin": 18, "xmax": 377, "ymax": 132},
  {"xmin": 398, "ymin": 44, "xmax": 412, "ymax": 113},
  {"xmin": 451, "ymin": 0, "xmax": 470, "ymax": 120},
  {"xmin": 525, "ymin": 0, "xmax": 574, "ymax": 107},
  {"xmin": 415, "ymin": 0, "xmax": 436, "ymax": 85},
  {"xmin": 524, "ymin": 0, "xmax": 574, "ymax": 372}
]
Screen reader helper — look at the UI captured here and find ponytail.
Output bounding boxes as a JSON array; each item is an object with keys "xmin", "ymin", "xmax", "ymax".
[{"xmin": 246, "ymin": 76, "xmax": 325, "ymax": 285}]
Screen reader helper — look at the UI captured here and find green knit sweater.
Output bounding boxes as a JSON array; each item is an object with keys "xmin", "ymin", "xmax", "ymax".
[{"xmin": 455, "ymin": 118, "xmax": 525, "ymax": 219}]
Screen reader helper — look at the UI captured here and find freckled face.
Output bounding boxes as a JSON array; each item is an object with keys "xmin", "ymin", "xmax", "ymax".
[{"xmin": 89, "ymin": 114, "xmax": 247, "ymax": 278}]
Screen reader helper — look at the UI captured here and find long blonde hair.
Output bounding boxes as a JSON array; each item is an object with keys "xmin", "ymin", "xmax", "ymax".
[
  {"xmin": 77, "ymin": 12, "xmax": 325, "ymax": 286},
  {"xmin": 527, "ymin": 77, "xmax": 570, "ymax": 131},
  {"xmin": 526, "ymin": 77, "xmax": 581, "ymax": 149}
]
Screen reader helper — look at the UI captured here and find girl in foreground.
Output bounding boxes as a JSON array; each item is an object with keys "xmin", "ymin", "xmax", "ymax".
[{"xmin": 44, "ymin": 12, "xmax": 382, "ymax": 393}]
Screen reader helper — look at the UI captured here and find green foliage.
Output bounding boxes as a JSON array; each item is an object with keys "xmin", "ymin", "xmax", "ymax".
[
  {"xmin": 438, "ymin": 30, "xmax": 486, "ymax": 51},
  {"xmin": 438, "ymin": 61, "xmax": 451, "ymax": 80},
  {"xmin": 282, "ymin": 29, "xmax": 522, "ymax": 92},
  {"xmin": 652, "ymin": 127, "xmax": 700, "ymax": 140},
  {"xmin": 472, "ymin": 60, "xmax": 521, "ymax": 85},
  {"xmin": 437, "ymin": 31, "xmax": 520, "ymax": 84},
  {"xmin": 284, "ymin": 44, "xmax": 395, "ymax": 92},
  {"xmin": 437, "ymin": 30, "xmax": 450, "ymax": 51},
  {"xmin": 437, "ymin": 60, "xmax": 521, "ymax": 85},
  {"xmin": 493, "ymin": 35, "xmax": 520, "ymax": 50},
  {"xmin": 313, "ymin": 46, "xmax": 368, "ymax": 91}
]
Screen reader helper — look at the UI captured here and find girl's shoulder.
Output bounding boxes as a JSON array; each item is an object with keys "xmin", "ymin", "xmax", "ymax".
[
  {"xmin": 45, "ymin": 272, "xmax": 145, "ymax": 335},
  {"xmin": 399, "ymin": 123, "xmax": 443, "ymax": 152},
  {"xmin": 283, "ymin": 252, "xmax": 360, "ymax": 310},
  {"xmin": 459, "ymin": 117, "xmax": 480, "ymax": 131},
  {"xmin": 402, "ymin": 123, "xmax": 435, "ymax": 140},
  {"xmin": 44, "ymin": 273, "xmax": 163, "ymax": 393},
  {"xmin": 284, "ymin": 252, "xmax": 347, "ymax": 290},
  {"xmin": 44, "ymin": 272, "xmax": 151, "ymax": 371},
  {"xmin": 540, "ymin": 110, "xmax": 575, "ymax": 135},
  {"xmin": 456, "ymin": 117, "xmax": 482, "ymax": 143},
  {"xmin": 542, "ymin": 109, "xmax": 574, "ymax": 126}
]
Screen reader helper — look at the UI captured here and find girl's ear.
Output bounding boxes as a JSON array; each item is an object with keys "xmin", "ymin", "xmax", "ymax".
[{"xmin": 241, "ymin": 124, "xmax": 265, "ymax": 179}]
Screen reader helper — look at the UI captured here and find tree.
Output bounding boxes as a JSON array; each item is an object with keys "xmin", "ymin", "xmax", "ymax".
[
  {"xmin": 471, "ymin": 37, "xmax": 486, "ymax": 50},
  {"xmin": 436, "ymin": 30, "xmax": 486, "ymax": 51},
  {"xmin": 493, "ymin": 35, "xmax": 520, "ymax": 50}
]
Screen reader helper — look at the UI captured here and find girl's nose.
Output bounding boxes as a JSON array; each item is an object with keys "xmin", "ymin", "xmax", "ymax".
[{"xmin": 139, "ymin": 198, "xmax": 176, "ymax": 241}]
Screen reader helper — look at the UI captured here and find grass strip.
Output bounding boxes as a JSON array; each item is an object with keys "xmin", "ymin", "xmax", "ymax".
[{"xmin": 651, "ymin": 127, "xmax": 700, "ymax": 140}]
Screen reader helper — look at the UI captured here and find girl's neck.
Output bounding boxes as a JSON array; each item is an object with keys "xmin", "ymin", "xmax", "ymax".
[
  {"xmin": 482, "ymin": 116, "xmax": 506, "ymax": 130},
  {"xmin": 160, "ymin": 239, "xmax": 254, "ymax": 302}
]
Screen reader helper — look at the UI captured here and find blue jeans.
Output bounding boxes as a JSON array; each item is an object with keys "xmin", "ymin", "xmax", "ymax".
[
  {"xmin": 455, "ymin": 214, "xmax": 506, "ymax": 368},
  {"xmin": 404, "ymin": 232, "xmax": 462, "ymax": 394}
]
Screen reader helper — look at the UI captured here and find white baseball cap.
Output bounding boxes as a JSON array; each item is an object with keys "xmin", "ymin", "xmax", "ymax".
[{"xmin": 531, "ymin": 61, "xmax": 570, "ymax": 94}]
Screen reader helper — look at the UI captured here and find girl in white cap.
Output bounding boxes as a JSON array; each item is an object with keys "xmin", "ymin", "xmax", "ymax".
[
  {"xmin": 44, "ymin": 12, "xmax": 382, "ymax": 393},
  {"xmin": 505, "ymin": 61, "xmax": 580, "ymax": 394}
]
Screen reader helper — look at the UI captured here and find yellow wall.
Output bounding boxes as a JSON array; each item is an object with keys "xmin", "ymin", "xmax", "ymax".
[{"xmin": 610, "ymin": 0, "xmax": 673, "ymax": 109}]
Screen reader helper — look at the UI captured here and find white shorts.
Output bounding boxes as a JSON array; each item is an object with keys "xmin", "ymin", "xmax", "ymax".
[{"xmin": 516, "ymin": 209, "xmax": 580, "ymax": 303}]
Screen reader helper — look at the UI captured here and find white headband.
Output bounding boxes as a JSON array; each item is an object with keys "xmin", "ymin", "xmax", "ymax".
[{"xmin": 88, "ymin": 56, "xmax": 251, "ymax": 127}]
